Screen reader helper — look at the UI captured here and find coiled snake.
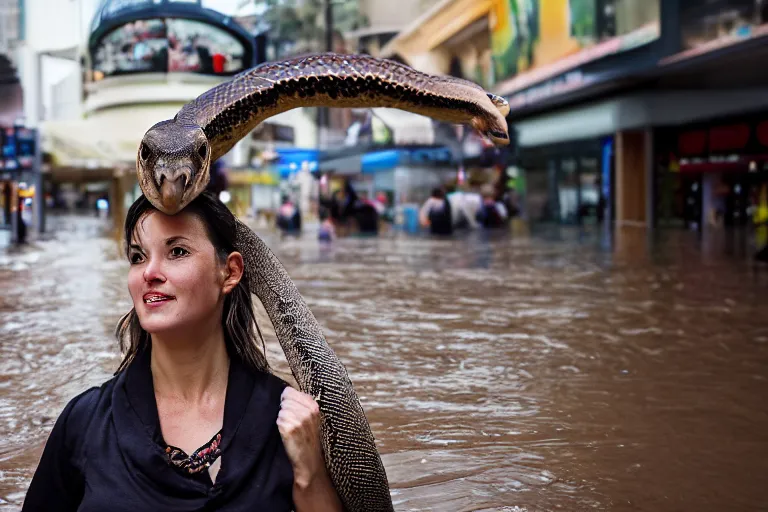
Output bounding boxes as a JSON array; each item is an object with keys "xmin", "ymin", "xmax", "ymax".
[{"xmin": 136, "ymin": 53, "xmax": 509, "ymax": 512}]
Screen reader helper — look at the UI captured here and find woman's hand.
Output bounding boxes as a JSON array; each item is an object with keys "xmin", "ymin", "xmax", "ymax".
[
  {"xmin": 278, "ymin": 387, "xmax": 342, "ymax": 511},
  {"xmin": 277, "ymin": 387, "xmax": 325, "ymax": 488}
]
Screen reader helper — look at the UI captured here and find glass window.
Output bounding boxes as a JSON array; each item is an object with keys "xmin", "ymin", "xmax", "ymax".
[
  {"xmin": 611, "ymin": 0, "xmax": 660, "ymax": 37},
  {"xmin": 92, "ymin": 17, "xmax": 247, "ymax": 78},
  {"xmin": 167, "ymin": 19, "xmax": 245, "ymax": 73},
  {"xmin": 558, "ymin": 158, "xmax": 579, "ymax": 223},
  {"xmin": 491, "ymin": 0, "xmax": 660, "ymax": 85},
  {"xmin": 681, "ymin": 0, "xmax": 764, "ymax": 51},
  {"xmin": 93, "ymin": 19, "xmax": 169, "ymax": 76}
]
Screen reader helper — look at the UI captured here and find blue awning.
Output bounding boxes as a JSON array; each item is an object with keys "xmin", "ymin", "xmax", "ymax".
[
  {"xmin": 276, "ymin": 148, "xmax": 319, "ymax": 178},
  {"xmin": 361, "ymin": 150, "xmax": 403, "ymax": 174}
]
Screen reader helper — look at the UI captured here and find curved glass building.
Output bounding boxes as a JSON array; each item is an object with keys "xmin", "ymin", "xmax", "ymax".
[{"xmin": 86, "ymin": 0, "xmax": 256, "ymax": 82}]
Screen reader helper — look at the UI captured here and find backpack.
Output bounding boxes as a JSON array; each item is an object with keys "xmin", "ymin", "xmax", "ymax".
[
  {"xmin": 428, "ymin": 198, "xmax": 453, "ymax": 235},
  {"xmin": 477, "ymin": 202, "xmax": 504, "ymax": 228}
]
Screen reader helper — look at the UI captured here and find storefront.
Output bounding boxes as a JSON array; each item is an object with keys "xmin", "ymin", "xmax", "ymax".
[
  {"xmin": 517, "ymin": 137, "xmax": 610, "ymax": 225},
  {"xmin": 654, "ymin": 115, "xmax": 768, "ymax": 232},
  {"xmin": 1, "ymin": 123, "xmax": 42, "ymax": 243},
  {"xmin": 226, "ymin": 169, "xmax": 281, "ymax": 218},
  {"xmin": 322, "ymin": 147, "xmax": 460, "ymax": 205}
]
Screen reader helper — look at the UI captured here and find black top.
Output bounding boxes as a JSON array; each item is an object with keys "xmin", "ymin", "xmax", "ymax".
[{"xmin": 22, "ymin": 346, "xmax": 295, "ymax": 511}]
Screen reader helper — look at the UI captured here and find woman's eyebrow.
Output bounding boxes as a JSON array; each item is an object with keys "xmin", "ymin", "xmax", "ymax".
[
  {"xmin": 164, "ymin": 236, "xmax": 190, "ymax": 245},
  {"xmin": 129, "ymin": 244, "xmax": 143, "ymax": 252}
]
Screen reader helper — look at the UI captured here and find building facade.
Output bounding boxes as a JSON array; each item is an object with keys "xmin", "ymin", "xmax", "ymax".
[
  {"xmin": 0, "ymin": 0, "xmax": 24, "ymax": 243},
  {"xmin": 383, "ymin": 0, "xmax": 768, "ymax": 249}
]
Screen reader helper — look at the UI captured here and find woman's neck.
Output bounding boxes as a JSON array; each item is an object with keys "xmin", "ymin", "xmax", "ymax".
[{"xmin": 150, "ymin": 324, "xmax": 230, "ymax": 404}]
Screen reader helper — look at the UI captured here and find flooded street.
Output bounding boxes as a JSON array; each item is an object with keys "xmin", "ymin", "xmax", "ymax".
[{"xmin": 1, "ymin": 216, "xmax": 767, "ymax": 511}]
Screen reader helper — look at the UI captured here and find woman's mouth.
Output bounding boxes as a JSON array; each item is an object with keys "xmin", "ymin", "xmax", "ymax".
[{"xmin": 143, "ymin": 293, "xmax": 175, "ymax": 305}]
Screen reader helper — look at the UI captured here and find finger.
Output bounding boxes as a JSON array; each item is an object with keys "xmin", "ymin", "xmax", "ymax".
[
  {"xmin": 284, "ymin": 391, "xmax": 320, "ymax": 413},
  {"xmin": 276, "ymin": 411, "xmax": 302, "ymax": 432},
  {"xmin": 280, "ymin": 393, "xmax": 313, "ymax": 410},
  {"xmin": 295, "ymin": 393, "xmax": 321, "ymax": 411},
  {"xmin": 281, "ymin": 386, "xmax": 304, "ymax": 401},
  {"xmin": 277, "ymin": 418, "xmax": 315, "ymax": 446},
  {"xmin": 278, "ymin": 402, "xmax": 312, "ymax": 422},
  {"xmin": 278, "ymin": 406, "xmax": 318, "ymax": 431},
  {"xmin": 281, "ymin": 396, "xmax": 319, "ymax": 417},
  {"xmin": 279, "ymin": 406, "xmax": 320, "ymax": 431},
  {"xmin": 282, "ymin": 387, "xmax": 318, "ymax": 408}
]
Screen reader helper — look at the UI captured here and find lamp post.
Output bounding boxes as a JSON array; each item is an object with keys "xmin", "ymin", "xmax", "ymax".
[{"xmin": 317, "ymin": 0, "xmax": 334, "ymax": 149}]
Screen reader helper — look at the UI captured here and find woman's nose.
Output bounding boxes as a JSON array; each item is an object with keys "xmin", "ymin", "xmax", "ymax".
[{"xmin": 142, "ymin": 258, "xmax": 166, "ymax": 283}]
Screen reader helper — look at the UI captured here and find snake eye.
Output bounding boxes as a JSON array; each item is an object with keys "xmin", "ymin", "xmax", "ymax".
[
  {"xmin": 140, "ymin": 143, "xmax": 151, "ymax": 161},
  {"xmin": 197, "ymin": 143, "xmax": 208, "ymax": 160}
]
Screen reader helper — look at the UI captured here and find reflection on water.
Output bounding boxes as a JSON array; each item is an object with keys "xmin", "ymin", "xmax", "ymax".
[{"xmin": 1, "ymin": 215, "xmax": 767, "ymax": 511}]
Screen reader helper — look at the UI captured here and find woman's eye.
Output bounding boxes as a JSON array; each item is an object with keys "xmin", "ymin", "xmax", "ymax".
[
  {"xmin": 170, "ymin": 247, "xmax": 189, "ymax": 257},
  {"xmin": 129, "ymin": 253, "xmax": 144, "ymax": 264}
]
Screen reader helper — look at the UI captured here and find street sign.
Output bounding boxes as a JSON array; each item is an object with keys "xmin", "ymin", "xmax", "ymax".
[
  {"xmin": 1, "ymin": 127, "xmax": 17, "ymax": 171},
  {"xmin": 14, "ymin": 127, "xmax": 36, "ymax": 170}
]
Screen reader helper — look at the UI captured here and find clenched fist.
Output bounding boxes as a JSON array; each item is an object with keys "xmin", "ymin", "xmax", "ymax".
[{"xmin": 277, "ymin": 387, "xmax": 325, "ymax": 488}]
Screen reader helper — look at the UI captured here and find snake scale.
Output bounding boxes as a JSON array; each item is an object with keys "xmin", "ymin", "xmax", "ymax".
[{"xmin": 136, "ymin": 53, "xmax": 510, "ymax": 512}]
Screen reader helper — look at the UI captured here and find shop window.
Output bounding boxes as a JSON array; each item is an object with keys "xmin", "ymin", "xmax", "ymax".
[
  {"xmin": 93, "ymin": 19, "xmax": 169, "ymax": 76},
  {"xmin": 612, "ymin": 0, "xmax": 659, "ymax": 36},
  {"xmin": 92, "ymin": 17, "xmax": 246, "ymax": 78},
  {"xmin": 681, "ymin": 0, "xmax": 765, "ymax": 51},
  {"xmin": 167, "ymin": 19, "xmax": 245, "ymax": 73}
]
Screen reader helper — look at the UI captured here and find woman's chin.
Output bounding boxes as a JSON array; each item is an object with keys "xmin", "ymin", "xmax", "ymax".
[
  {"xmin": 140, "ymin": 321, "xmax": 180, "ymax": 337},
  {"xmin": 137, "ymin": 314, "xmax": 185, "ymax": 337}
]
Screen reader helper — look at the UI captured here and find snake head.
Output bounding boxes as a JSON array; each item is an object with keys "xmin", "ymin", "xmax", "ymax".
[
  {"xmin": 137, "ymin": 120, "xmax": 211, "ymax": 215},
  {"xmin": 487, "ymin": 93, "xmax": 510, "ymax": 118},
  {"xmin": 466, "ymin": 92, "xmax": 510, "ymax": 147}
]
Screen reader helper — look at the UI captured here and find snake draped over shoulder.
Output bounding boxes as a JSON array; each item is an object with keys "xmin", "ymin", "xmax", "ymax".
[{"xmin": 136, "ymin": 53, "xmax": 510, "ymax": 512}]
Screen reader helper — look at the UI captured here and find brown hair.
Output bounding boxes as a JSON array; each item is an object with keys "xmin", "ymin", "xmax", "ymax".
[{"xmin": 114, "ymin": 192, "xmax": 269, "ymax": 374}]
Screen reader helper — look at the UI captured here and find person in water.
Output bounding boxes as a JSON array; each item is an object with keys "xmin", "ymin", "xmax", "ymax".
[
  {"xmin": 22, "ymin": 192, "xmax": 342, "ymax": 511},
  {"xmin": 419, "ymin": 187, "xmax": 453, "ymax": 236},
  {"xmin": 319, "ymin": 180, "xmax": 379, "ymax": 236},
  {"xmin": 475, "ymin": 184, "xmax": 508, "ymax": 229},
  {"xmin": 318, "ymin": 206, "xmax": 336, "ymax": 242},
  {"xmin": 276, "ymin": 194, "xmax": 302, "ymax": 233}
]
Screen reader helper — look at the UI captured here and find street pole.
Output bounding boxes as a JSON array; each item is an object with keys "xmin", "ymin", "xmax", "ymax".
[
  {"xmin": 317, "ymin": 0, "xmax": 333, "ymax": 148},
  {"xmin": 324, "ymin": 0, "xmax": 333, "ymax": 52},
  {"xmin": 34, "ymin": 126, "xmax": 44, "ymax": 234},
  {"xmin": 9, "ymin": 181, "xmax": 18, "ymax": 244},
  {"xmin": 35, "ymin": 51, "xmax": 45, "ymax": 235}
]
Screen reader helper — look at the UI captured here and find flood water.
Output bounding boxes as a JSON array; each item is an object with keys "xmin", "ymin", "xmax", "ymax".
[{"xmin": 1, "ymin": 215, "xmax": 767, "ymax": 511}]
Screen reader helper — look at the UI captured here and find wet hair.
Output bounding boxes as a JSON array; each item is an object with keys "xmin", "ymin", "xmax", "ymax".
[{"xmin": 114, "ymin": 192, "xmax": 269, "ymax": 375}]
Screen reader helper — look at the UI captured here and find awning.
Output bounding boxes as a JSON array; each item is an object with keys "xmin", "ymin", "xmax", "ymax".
[
  {"xmin": 272, "ymin": 148, "xmax": 319, "ymax": 178},
  {"xmin": 362, "ymin": 150, "xmax": 403, "ymax": 173},
  {"xmin": 370, "ymin": 108, "xmax": 435, "ymax": 146},
  {"xmin": 318, "ymin": 154, "xmax": 363, "ymax": 175},
  {"xmin": 42, "ymin": 104, "xmax": 181, "ymax": 169}
]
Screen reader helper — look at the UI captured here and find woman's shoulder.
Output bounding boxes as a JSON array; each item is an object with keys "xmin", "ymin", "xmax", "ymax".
[{"xmin": 54, "ymin": 376, "xmax": 118, "ymax": 449}]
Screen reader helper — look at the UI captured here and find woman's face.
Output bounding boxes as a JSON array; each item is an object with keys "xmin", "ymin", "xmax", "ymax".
[{"xmin": 127, "ymin": 210, "xmax": 227, "ymax": 337}]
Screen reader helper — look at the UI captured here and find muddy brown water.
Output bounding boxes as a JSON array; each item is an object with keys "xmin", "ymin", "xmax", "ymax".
[{"xmin": 0, "ymin": 216, "xmax": 767, "ymax": 511}]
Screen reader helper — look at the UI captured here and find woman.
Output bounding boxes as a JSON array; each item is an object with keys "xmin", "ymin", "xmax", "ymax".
[
  {"xmin": 419, "ymin": 187, "xmax": 453, "ymax": 236},
  {"xmin": 23, "ymin": 192, "xmax": 342, "ymax": 511}
]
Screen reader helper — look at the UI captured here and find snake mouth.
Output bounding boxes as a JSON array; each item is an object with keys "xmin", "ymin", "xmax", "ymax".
[
  {"xmin": 158, "ymin": 174, "xmax": 188, "ymax": 213},
  {"xmin": 486, "ymin": 129, "xmax": 510, "ymax": 146}
]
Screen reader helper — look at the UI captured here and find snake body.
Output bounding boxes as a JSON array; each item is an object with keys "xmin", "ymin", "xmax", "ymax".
[{"xmin": 136, "ymin": 53, "xmax": 509, "ymax": 512}]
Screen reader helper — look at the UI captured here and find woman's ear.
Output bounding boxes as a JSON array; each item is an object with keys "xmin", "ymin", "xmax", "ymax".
[{"xmin": 222, "ymin": 251, "xmax": 244, "ymax": 294}]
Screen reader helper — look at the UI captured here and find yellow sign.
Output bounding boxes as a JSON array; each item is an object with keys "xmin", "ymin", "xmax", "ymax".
[
  {"xmin": 227, "ymin": 170, "xmax": 280, "ymax": 186},
  {"xmin": 491, "ymin": 0, "xmax": 660, "ymax": 89},
  {"xmin": 18, "ymin": 186, "xmax": 36, "ymax": 198}
]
